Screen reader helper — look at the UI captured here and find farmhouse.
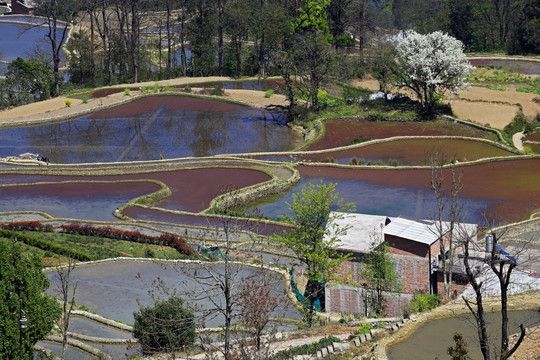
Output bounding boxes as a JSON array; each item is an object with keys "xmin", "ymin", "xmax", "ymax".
[
  {"xmin": 9, "ymin": 0, "xmax": 35, "ymax": 15},
  {"xmin": 325, "ymin": 212, "xmax": 477, "ymax": 316}
]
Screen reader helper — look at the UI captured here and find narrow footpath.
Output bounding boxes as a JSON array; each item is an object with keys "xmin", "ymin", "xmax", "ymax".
[{"xmin": 512, "ymin": 131, "xmax": 525, "ymax": 151}]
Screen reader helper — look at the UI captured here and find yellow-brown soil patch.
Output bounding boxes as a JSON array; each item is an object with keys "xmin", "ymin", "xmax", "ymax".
[
  {"xmin": 226, "ymin": 89, "xmax": 288, "ymax": 107},
  {"xmin": 509, "ymin": 325, "xmax": 540, "ymax": 360},
  {"xmin": 351, "ymin": 77, "xmax": 539, "ymax": 130},
  {"xmin": 350, "ymin": 78, "xmax": 380, "ymax": 91},
  {"xmin": 456, "ymin": 86, "xmax": 540, "ymax": 118},
  {"xmin": 448, "ymin": 99, "xmax": 519, "ymax": 128}
]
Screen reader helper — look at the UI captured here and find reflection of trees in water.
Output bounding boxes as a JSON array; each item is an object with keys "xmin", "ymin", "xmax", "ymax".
[
  {"xmin": 24, "ymin": 115, "xmax": 161, "ymax": 163},
  {"xmin": 25, "ymin": 120, "xmax": 114, "ymax": 164},
  {"xmin": 15, "ymin": 105, "xmax": 298, "ymax": 163},
  {"xmin": 115, "ymin": 105, "xmax": 166, "ymax": 162},
  {"xmin": 251, "ymin": 111, "xmax": 290, "ymax": 152},
  {"xmin": 190, "ymin": 111, "xmax": 227, "ymax": 156}
]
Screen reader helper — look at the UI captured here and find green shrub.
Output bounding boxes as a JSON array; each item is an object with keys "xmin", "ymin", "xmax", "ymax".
[
  {"xmin": 271, "ymin": 336, "xmax": 341, "ymax": 359},
  {"xmin": 345, "ymin": 137, "xmax": 370, "ymax": 146},
  {"xmin": 99, "ymin": 97, "xmax": 103, "ymax": 105},
  {"xmin": 504, "ymin": 111, "xmax": 533, "ymax": 138},
  {"xmin": 516, "ymin": 86, "xmax": 540, "ymax": 96},
  {"xmin": 65, "ymin": 98, "xmax": 72, "ymax": 107},
  {"xmin": 210, "ymin": 85, "xmax": 224, "ymax": 96},
  {"xmin": 183, "ymin": 85, "xmax": 192, "ymax": 93},
  {"xmin": 82, "ymin": 95, "xmax": 89, "ymax": 104},
  {"xmin": 124, "ymin": 88, "xmax": 131, "ymax": 96},
  {"xmin": 357, "ymin": 321, "xmax": 373, "ymax": 335},
  {"xmin": 265, "ymin": 89, "xmax": 275, "ymax": 98},
  {"xmin": 409, "ymin": 291, "xmax": 440, "ymax": 313},
  {"xmin": 133, "ymin": 296, "xmax": 196, "ymax": 355},
  {"xmin": 0, "ymin": 229, "xmax": 92, "ymax": 261},
  {"xmin": 144, "ymin": 247, "xmax": 155, "ymax": 258}
]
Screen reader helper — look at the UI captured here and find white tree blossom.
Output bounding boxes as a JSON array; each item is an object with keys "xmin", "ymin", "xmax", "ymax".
[{"xmin": 396, "ymin": 31, "xmax": 475, "ymax": 113}]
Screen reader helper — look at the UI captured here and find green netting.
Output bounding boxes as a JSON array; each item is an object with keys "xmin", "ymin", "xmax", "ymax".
[
  {"xmin": 200, "ymin": 246, "xmax": 232, "ymax": 261},
  {"xmin": 290, "ymin": 267, "xmax": 322, "ymax": 312}
]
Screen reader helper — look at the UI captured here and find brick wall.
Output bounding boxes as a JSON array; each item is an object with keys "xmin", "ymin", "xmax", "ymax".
[
  {"xmin": 325, "ymin": 284, "xmax": 413, "ymax": 317},
  {"xmin": 391, "ymin": 254, "xmax": 430, "ymax": 294},
  {"xmin": 330, "ymin": 253, "xmax": 430, "ymax": 316},
  {"xmin": 386, "ymin": 234, "xmax": 430, "ymax": 258}
]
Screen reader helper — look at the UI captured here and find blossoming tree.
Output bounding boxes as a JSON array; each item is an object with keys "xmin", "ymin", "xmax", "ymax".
[{"xmin": 396, "ymin": 31, "xmax": 474, "ymax": 114}]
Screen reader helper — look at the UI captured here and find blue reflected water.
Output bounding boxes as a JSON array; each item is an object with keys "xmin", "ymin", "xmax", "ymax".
[
  {"xmin": 0, "ymin": 183, "xmax": 157, "ymax": 221},
  {"xmin": 256, "ymin": 176, "xmax": 491, "ymax": 224},
  {"xmin": 0, "ymin": 22, "xmax": 66, "ymax": 62},
  {"xmin": 0, "ymin": 96, "xmax": 302, "ymax": 163}
]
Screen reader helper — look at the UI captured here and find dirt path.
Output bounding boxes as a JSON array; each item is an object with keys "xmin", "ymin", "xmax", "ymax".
[
  {"xmin": 0, "ymin": 77, "xmax": 288, "ymax": 126},
  {"xmin": 513, "ymin": 131, "xmax": 525, "ymax": 151}
]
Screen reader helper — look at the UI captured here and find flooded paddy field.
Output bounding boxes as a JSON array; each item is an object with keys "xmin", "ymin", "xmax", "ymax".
[
  {"xmin": 0, "ymin": 21, "xmax": 66, "ymax": 62},
  {"xmin": 307, "ymin": 118, "xmax": 497, "ymax": 151},
  {"xmin": 46, "ymin": 260, "xmax": 300, "ymax": 328},
  {"xmin": 526, "ymin": 132, "xmax": 540, "ymax": 142},
  {"xmin": 256, "ymin": 138, "xmax": 515, "ymax": 165},
  {"xmin": 1, "ymin": 158, "xmax": 538, "ymax": 225},
  {"xmin": 469, "ymin": 58, "xmax": 540, "ymax": 75},
  {"xmin": 36, "ymin": 342, "xmax": 93, "ymax": 360},
  {"xmin": 0, "ymin": 167, "xmax": 271, "ymax": 219},
  {"xmin": 255, "ymin": 159, "xmax": 540, "ymax": 223},
  {"xmin": 0, "ymin": 95, "xmax": 302, "ymax": 163},
  {"xmin": 0, "ymin": 181, "xmax": 159, "ymax": 221},
  {"xmin": 387, "ymin": 310, "xmax": 540, "ymax": 360},
  {"xmin": 68, "ymin": 317, "xmax": 133, "ymax": 339},
  {"xmin": 254, "ymin": 171, "xmax": 492, "ymax": 224}
]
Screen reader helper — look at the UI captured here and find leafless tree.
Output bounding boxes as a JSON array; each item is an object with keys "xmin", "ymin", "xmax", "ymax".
[
  {"xmin": 429, "ymin": 151, "xmax": 463, "ymax": 299},
  {"xmin": 54, "ymin": 257, "xmax": 78, "ymax": 360},
  {"xmin": 34, "ymin": 0, "xmax": 75, "ymax": 96},
  {"xmin": 181, "ymin": 186, "xmax": 286, "ymax": 359},
  {"xmin": 457, "ymin": 220, "xmax": 532, "ymax": 360}
]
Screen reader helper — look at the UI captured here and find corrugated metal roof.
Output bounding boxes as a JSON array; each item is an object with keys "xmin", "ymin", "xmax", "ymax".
[
  {"xmin": 325, "ymin": 212, "xmax": 386, "ymax": 253},
  {"xmin": 326, "ymin": 212, "xmax": 477, "ymax": 253},
  {"xmin": 383, "ymin": 216, "xmax": 478, "ymax": 246},
  {"xmin": 383, "ymin": 217, "xmax": 441, "ymax": 245}
]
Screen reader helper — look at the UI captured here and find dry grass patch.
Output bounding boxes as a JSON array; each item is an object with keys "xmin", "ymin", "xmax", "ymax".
[
  {"xmin": 448, "ymin": 100, "xmax": 519, "ymax": 129},
  {"xmin": 456, "ymin": 86, "xmax": 540, "ymax": 118}
]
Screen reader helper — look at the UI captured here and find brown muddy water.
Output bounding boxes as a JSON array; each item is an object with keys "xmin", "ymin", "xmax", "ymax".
[
  {"xmin": 260, "ymin": 138, "xmax": 515, "ymax": 165},
  {"xmin": 387, "ymin": 310, "xmax": 540, "ymax": 360},
  {"xmin": 0, "ymin": 167, "xmax": 270, "ymax": 220},
  {"xmin": 257, "ymin": 158, "xmax": 540, "ymax": 224},
  {"xmin": 307, "ymin": 118, "xmax": 497, "ymax": 151}
]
